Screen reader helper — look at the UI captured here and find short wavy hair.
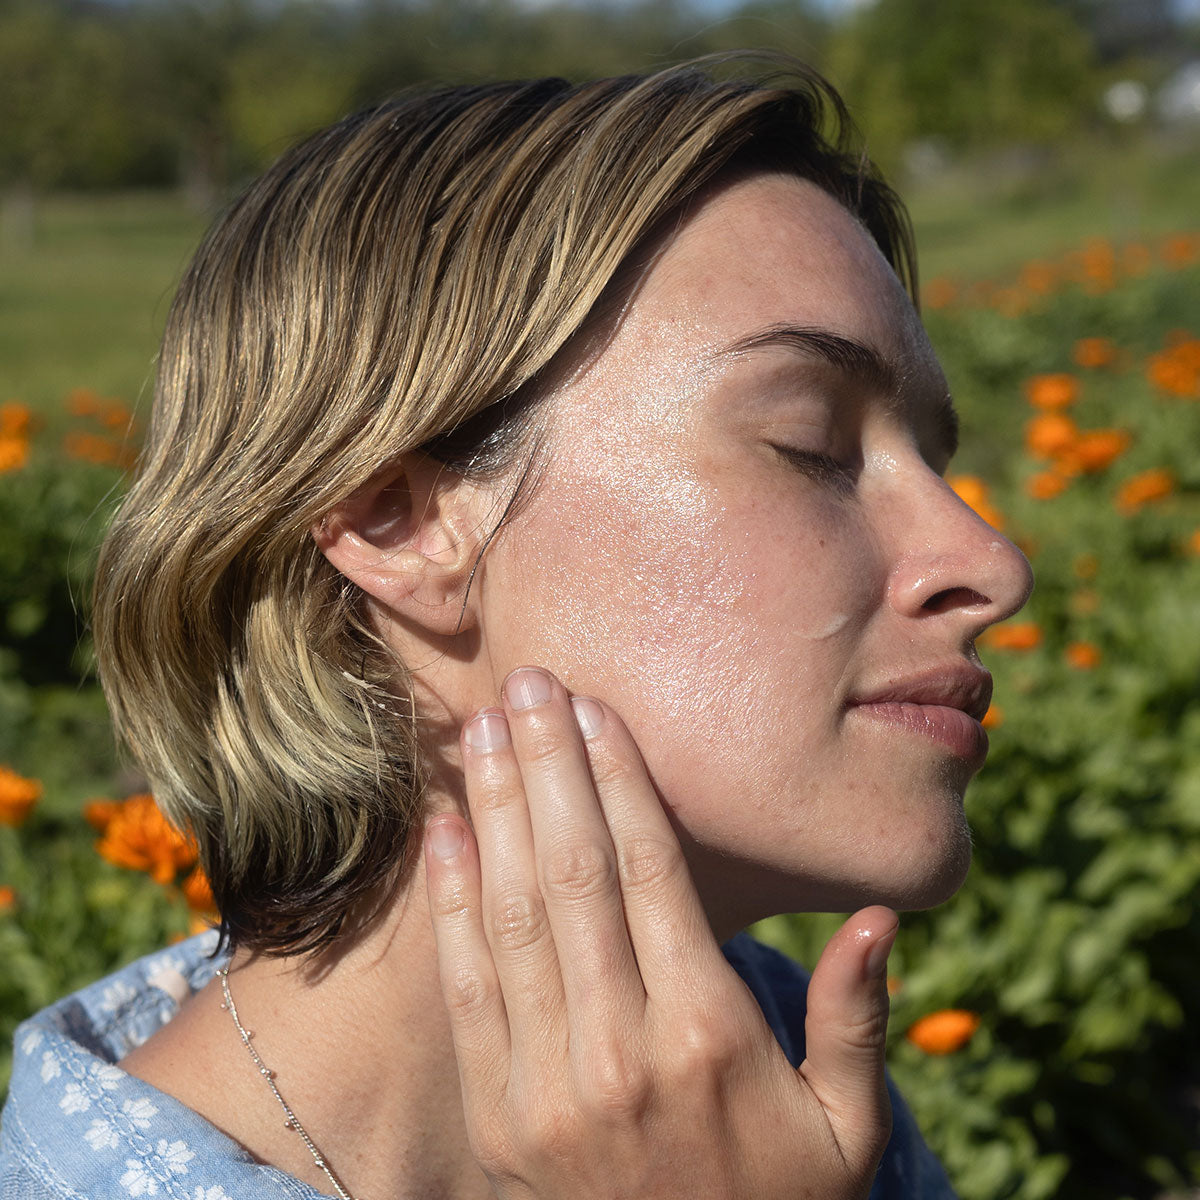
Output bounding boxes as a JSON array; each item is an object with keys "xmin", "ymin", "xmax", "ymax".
[{"xmin": 93, "ymin": 53, "xmax": 917, "ymax": 956}]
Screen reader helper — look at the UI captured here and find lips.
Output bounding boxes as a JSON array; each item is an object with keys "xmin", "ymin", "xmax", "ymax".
[{"xmin": 846, "ymin": 664, "xmax": 993, "ymax": 762}]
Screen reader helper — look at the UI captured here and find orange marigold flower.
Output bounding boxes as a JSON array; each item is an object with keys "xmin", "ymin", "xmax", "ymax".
[
  {"xmin": 1026, "ymin": 470, "xmax": 1067, "ymax": 500},
  {"xmin": 1148, "ymin": 353, "xmax": 1200, "ymax": 398},
  {"xmin": 98, "ymin": 400, "xmax": 133, "ymax": 430},
  {"xmin": 0, "ymin": 766, "xmax": 42, "ymax": 827},
  {"xmin": 947, "ymin": 475, "xmax": 1005, "ymax": 530},
  {"xmin": 95, "ymin": 793, "xmax": 197, "ymax": 885},
  {"xmin": 181, "ymin": 865, "xmax": 216, "ymax": 914},
  {"xmin": 1025, "ymin": 373, "xmax": 1079, "ymax": 411},
  {"xmin": 1079, "ymin": 239, "xmax": 1116, "ymax": 293},
  {"xmin": 66, "ymin": 387, "xmax": 102, "ymax": 417},
  {"xmin": 1073, "ymin": 429, "xmax": 1131, "ymax": 473},
  {"xmin": 906, "ymin": 1009, "xmax": 981, "ymax": 1055},
  {"xmin": 1073, "ymin": 553, "xmax": 1099, "ymax": 579},
  {"xmin": 83, "ymin": 799, "xmax": 121, "ymax": 832},
  {"xmin": 981, "ymin": 622, "xmax": 1043, "ymax": 652},
  {"xmin": 1019, "ymin": 260, "xmax": 1057, "ymax": 295},
  {"xmin": 1025, "ymin": 413, "xmax": 1078, "ymax": 460},
  {"xmin": 1072, "ymin": 338, "xmax": 1117, "ymax": 369},
  {"xmin": 0, "ymin": 884, "xmax": 16, "ymax": 913},
  {"xmin": 1187, "ymin": 529, "xmax": 1200, "ymax": 557},
  {"xmin": 0, "ymin": 402, "xmax": 31, "ymax": 438},
  {"xmin": 923, "ymin": 277, "xmax": 958, "ymax": 310},
  {"xmin": 1162, "ymin": 234, "xmax": 1200, "ymax": 268},
  {"xmin": 886, "ymin": 976, "xmax": 903, "ymax": 996},
  {"xmin": 981, "ymin": 703, "xmax": 1003, "ymax": 730},
  {"xmin": 1065, "ymin": 641, "xmax": 1102, "ymax": 670},
  {"xmin": 0, "ymin": 437, "xmax": 29, "ymax": 473},
  {"xmin": 1116, "ymin": 468, "xmax": 1176, "ymax": 514}
]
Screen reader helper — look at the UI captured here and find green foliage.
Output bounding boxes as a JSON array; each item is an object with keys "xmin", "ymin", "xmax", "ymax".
[{"xmin": 827, "ymin": 0, "xmax": 1097, "ymax": 169}]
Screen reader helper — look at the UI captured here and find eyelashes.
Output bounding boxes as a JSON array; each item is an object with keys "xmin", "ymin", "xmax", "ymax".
[{"xmin": 772, "ymin": 445, "xmax": 859, "ymax": 493}]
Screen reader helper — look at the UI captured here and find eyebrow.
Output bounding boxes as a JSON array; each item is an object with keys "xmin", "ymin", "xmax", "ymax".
[{"xmin": 713, "ymin": 323, "xmax": 959, "ymax": 459}]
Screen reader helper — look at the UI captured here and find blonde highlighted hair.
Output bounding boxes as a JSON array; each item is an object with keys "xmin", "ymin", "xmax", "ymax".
[{"xmin": 94, "ymin": 54, "xmax": 916, "ymax": 955}]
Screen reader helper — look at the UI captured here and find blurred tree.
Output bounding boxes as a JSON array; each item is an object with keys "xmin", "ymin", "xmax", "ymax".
[{"xmin": 827, "ymin": 0, "xmax": 1098, "ymax": 172}]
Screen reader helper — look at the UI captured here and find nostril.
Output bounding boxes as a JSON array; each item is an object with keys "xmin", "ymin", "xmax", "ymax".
[{"xmin": 921, "ymin": 586, "xmax": 991, "ymax": 615}]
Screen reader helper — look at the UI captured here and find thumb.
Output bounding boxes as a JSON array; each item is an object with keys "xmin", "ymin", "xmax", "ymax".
[{"xmin": 798, "ymin": 906, "xmax": 898, "ymax": 1164}]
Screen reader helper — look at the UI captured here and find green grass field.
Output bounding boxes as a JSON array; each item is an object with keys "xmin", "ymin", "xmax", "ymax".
[{"xmin": 4, "ymin": 134, "xmax": 1199, "ymax": 418}]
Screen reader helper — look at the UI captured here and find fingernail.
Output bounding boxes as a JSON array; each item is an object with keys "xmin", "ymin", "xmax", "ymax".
[
  {"xmin": 505, "ymin": 667, "xmax": 552, "ymax": 710},
  {"xmin": 464, "ymin": 709, "xmax": 510, "ymax": 752},
  {"xmin": 427, "ymin": 819, "xmax": 466, "ymax": 861},
  {"xmin": 865, "ymin": 926, "xmax": 898, "ymax": 982},
  {"xmin": 571, "ymin": 696, "xmax": 604, "ymax": 739}
]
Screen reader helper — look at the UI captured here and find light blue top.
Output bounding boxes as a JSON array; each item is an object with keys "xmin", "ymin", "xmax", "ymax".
[{"xmin": 0, "ymin": 930, "xmax": 957, "ymax": 1198}]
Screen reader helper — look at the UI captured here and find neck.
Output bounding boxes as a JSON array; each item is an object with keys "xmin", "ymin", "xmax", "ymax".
[{"xmin": 124, "ymin": 852, "xmax": 493, "ymax": 1200}]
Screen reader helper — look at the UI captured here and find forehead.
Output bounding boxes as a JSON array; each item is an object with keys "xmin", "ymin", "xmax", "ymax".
[{"xmin": 631, "ymin": 171, "xmax": 928, "ymax": 365}]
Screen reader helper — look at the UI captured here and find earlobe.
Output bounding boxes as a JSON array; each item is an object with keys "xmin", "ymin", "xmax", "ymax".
[{"xmin": 312, "ymin": 456, "xmax": 483, "ymax": 636}]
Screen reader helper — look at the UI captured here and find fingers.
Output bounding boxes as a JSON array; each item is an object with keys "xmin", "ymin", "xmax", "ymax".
[
  {"xmin": 799, "ymin": 906, "xmax": 897, "ymax": 1164},
  {"xmin": 459, "ymin": 705, "xmax": 567, "ymax": 1061},
  {"xmin": 423, "ymin": 815, "xmax": 511, "ymax": 1107},
  {"xmin": 488, "ymin": 670, "xmax": 644, "ymax": 1028},
  {"xmin": 568, "ymin": 696, "xmax": 727, "ymax": 991}
]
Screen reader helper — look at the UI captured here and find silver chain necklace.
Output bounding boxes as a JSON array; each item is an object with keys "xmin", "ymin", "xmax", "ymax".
[{"xmin": 219, "ymin": 965, "xmax": 360, "ymax": 1200}]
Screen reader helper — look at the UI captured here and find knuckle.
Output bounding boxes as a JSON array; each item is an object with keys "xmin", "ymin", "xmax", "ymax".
[
  {"xmin": 585, "ymin": 747, "xmax": 640, "ymax": 791},
  {"xmin": 514, "ymin": 720, "xmax": 572, "ymax": 769},
  {"xmin": 470, "ymin": 780, "xmax": 521, "ymax": 817},
  {"xmin": 488, "ymin": 891, "xmax": 549, "ymax": 952},
  {"xmin": 443, "ymin": 965, "xmax": 497, "ymax": 1017},
  {"xmin": 524, "ymin": 1103, "xmax": 579, "ymax": 1164},
  {"xmin": 617, "ymin": 835, "xmax": 683, "ymax": 893},
  {"xmin": 838, "ymin": 1009, "xmax": 891, "ymax": 1055},
  {"xmin": 580, "ymin": 1038, "xmax": 652, "ymax": 1120},
  {"xmin": 430, "ymin": 878, "xmax": 475, "ymax": 919},
  {"xmin": 669, "ymin": 1013, "xmax": 740, "ymax": 1075},
  {"xmin": 539, "ymin": 840, "xmax": 617, "ymax": 901}
]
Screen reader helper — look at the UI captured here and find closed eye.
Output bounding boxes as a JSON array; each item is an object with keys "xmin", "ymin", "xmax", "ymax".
[{"xmin": 772, "ymin": 445, "xmax": 858, "ymax": 492}]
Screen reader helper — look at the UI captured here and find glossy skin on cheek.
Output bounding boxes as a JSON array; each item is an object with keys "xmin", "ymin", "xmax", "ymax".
[{"xmin": 476, "ymin": 174, "xmax": 1032, "ymax": 933}]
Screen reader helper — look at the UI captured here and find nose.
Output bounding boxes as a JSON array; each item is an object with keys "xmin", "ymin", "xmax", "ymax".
[{"xmin": 886, "ymin": 473, "xmax": 1034, "ymax": 639}]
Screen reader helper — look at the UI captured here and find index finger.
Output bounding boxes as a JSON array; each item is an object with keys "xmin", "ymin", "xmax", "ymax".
[{"xmin": 567, "ymin": 695, "xmax": 732, "ymax": 993}]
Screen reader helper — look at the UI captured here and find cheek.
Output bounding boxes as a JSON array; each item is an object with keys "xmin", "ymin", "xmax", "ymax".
[{"xmin": 487, "ymin": 459, "xmax": 882, "ymax": 818}]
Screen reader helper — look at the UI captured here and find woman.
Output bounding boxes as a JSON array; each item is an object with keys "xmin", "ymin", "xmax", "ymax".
[{"xmin": 0, "ymin": 55, "xmax": 1031, "ymax": 1198}]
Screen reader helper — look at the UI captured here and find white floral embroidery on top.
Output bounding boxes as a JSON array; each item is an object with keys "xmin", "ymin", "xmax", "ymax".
[
  {"xmin": 21, "ymin": 1028, "xmax": 44, "ymax": 1056},
  {"xmin": 95, "ymin": 1062, "xmax": 124, "ymax": 1090},
  {"xmin": 60, "ymin": 1082, "xmax": 91, "ymax": 1115},
  {"xmin": 100, "ymin": 980, "xmax": 138, "ymax": 1014},
  {"xmin": 157, "ymin": 1139, "xmax": 196, "ymax": 1173},
  {"xmin": 119, "ymin": 1161, "xmax": 158, "ymax": 1196},
  {"xmin": 123, "ymin": 1096, "xmax": 159, "ymax": 1128},
  {"xmin": 85, "ymin": 1118, "xmax": 121, "ymax": 1151},
  {"xmin": 193, "ymin": 1186, "xmax": 232, "ymax": 1200},
  {"xmin": 117, "ymin": 1139, "xmax": 195, "ymax": 1197},
  {"xmin": 39, "ymin": 1050, "xmax": 61, "ymax": 1082}
]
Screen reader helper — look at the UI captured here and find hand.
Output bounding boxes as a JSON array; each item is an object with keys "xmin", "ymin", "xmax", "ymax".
[{"xmin": 424, "ymin": 666, "xmax": 898, "ymax": 1200}]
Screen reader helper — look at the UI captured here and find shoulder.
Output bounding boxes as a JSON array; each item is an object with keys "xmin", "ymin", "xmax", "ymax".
[
  {"xmin": 0, "ymin": 934, "xmax": 321, "ymax": 1199},
  {"xmin": 723, "ymin": 933, "xmax": 960, "ymax": 1200}
]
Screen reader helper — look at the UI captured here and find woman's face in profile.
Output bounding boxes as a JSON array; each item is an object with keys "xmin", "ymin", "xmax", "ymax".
[{"xmin": 476, "ymin": 172, "xmax": 1032, "ymax": 931}]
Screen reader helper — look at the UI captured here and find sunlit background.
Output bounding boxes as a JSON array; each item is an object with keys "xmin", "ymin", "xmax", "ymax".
[{"xmin": 1, "ymin": 2, "xmax": 1198, "ymax": 1197}]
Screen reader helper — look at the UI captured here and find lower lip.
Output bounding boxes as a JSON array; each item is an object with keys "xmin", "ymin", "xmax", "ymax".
[{"xmin": 849, "ymin": 701, "xmax": 989, "ymax": 764}]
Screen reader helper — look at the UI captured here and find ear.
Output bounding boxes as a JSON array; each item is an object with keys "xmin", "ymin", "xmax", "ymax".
[{"xmin": 312, "ymin": 454, "xmax": 484, "ymax": 637}]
